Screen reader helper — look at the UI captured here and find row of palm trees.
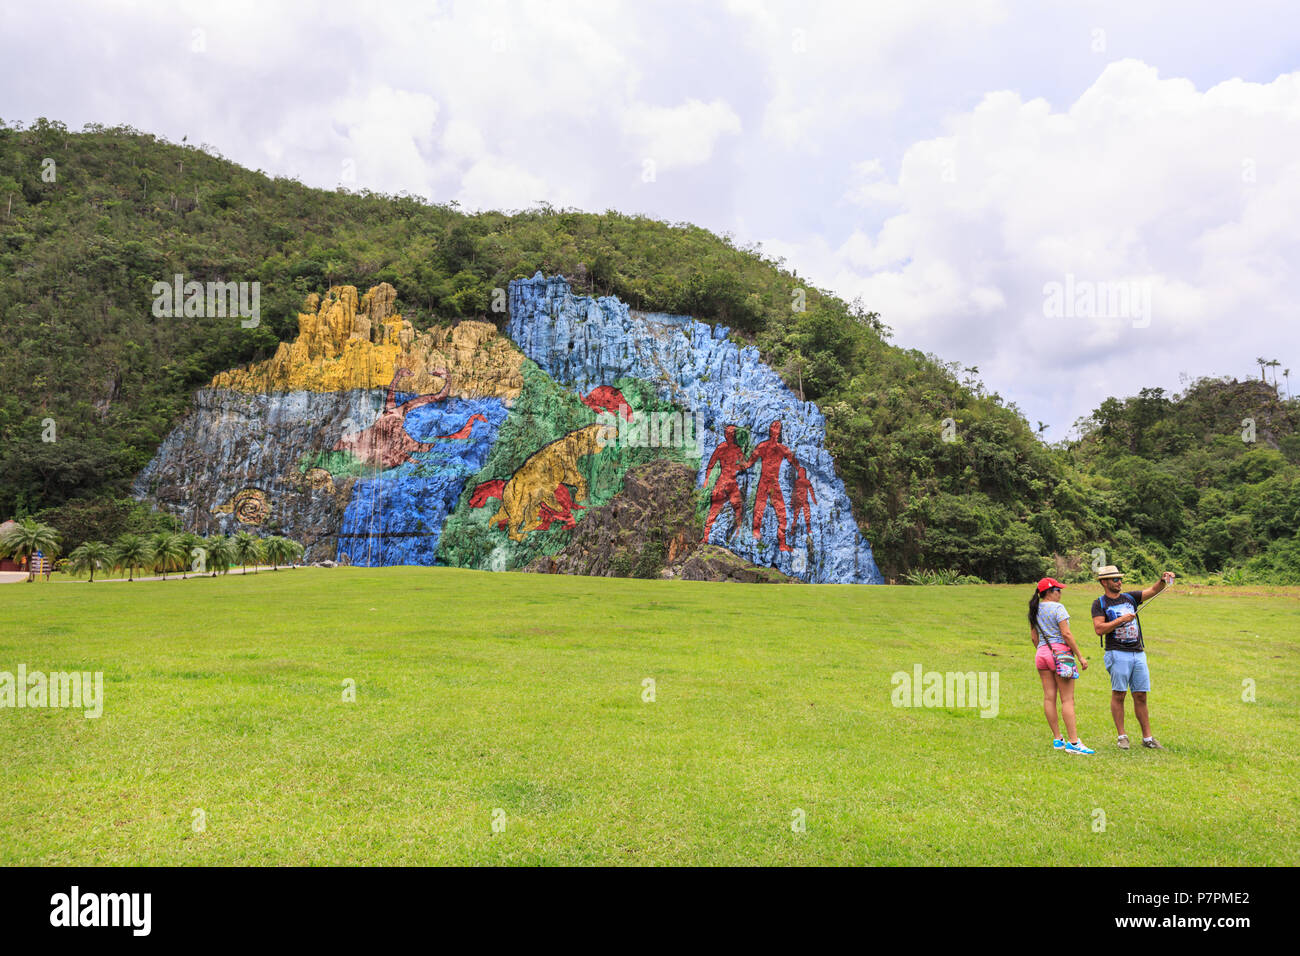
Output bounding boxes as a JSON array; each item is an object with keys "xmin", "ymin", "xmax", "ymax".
[{"xmin": 0, "ymin": 517, "xmax": 306, "ymax": 582}]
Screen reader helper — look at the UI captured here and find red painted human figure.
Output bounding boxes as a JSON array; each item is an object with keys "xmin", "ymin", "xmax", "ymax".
[
  {"xmin": 701, "ymin": 424, "xmax": 747, "ymax": 542},
  {"xmin": 788, "ymin": 465, "xmax": 816, "ymax": 541},
  {"xmin": 745, "ymin": 420, "xmax": 797, "ymax": 552}
]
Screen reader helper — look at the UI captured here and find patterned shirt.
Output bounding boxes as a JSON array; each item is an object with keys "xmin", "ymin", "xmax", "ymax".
[
  {"xmin": 1092, "ymin": 590, "xmax": 1145, "ymax": 651},
  {"xmin": 1036, "ymin": 601, "xmax": 1070, "ymax": 647}
]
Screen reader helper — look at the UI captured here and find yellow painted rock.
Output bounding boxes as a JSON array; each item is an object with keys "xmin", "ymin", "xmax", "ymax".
[
  {"xmin": 211, "ymin": 283, "xmax": 524, "ymax": 401},
  {"xmin": 211, "ymin": 488, "xmax": 271, "ymax": 525},
  {"xmin": 491, "ymin": 425, "xmax": 606, "ymax": 541},
  {"xmin": 287, "ymin": 467, "xmax": 335, "ymax": 492}
]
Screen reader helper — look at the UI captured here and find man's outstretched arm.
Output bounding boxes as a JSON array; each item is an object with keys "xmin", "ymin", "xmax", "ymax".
[{"xmin": 1139, "ymin": 571, "xmax": 1175, "ymax": 602}]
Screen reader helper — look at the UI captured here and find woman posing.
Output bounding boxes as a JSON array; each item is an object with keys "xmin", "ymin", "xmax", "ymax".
[{"xmin": 1030, "ymin": 577, "xmax": 1094, "ymax": 755}]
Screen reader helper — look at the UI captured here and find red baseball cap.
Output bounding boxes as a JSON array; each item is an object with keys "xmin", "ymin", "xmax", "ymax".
[{"xmin": 1036, "ymin": 577, "xmax": 1066, "ymax": 593}]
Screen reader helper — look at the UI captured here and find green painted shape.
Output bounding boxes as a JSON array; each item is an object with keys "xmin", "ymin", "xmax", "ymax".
[{"xmin": 300, "ymin": 449, "xmax": 366, "ymax": 479}]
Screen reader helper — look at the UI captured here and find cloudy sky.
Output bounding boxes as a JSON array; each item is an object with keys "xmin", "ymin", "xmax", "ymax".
[{"xmin": 4, "ymin": 0, "xmax": 1297, "ymax": 433}]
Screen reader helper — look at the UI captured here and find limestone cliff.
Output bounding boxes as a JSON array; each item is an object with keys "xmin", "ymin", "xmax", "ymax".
[
  {"xmin": 524, "ymin": 459, "xmax": 703, "ymax": 578},
  {"xmin": 138, "ymin": 277, "xmax": 884, "ymax": 583},
  {"xmin": 507, "ymin": 273, "xmax": 884, "ymax": 584},
  {"xmin": 212, "ymin": 282, "xmax": 524, "ymax": 401},
  {"xmin": 138, "ymin": 284, "xmax": 521, "ymax": 563}
]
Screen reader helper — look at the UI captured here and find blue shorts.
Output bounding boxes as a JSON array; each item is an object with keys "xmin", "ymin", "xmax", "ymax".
[{"xmin": 1104, "ymin": 650, "xmax": 1150, "ymax": 693}]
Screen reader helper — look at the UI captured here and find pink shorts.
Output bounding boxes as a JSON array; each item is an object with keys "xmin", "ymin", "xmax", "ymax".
[{"xmin": 1035, "ymin": 643, "xmax": 1060, "ymax": 671}]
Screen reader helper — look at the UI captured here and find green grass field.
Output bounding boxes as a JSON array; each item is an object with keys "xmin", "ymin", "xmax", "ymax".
[{"xmin": 2, "ymin": 569, "xmax": 1297, "ymax": 865}]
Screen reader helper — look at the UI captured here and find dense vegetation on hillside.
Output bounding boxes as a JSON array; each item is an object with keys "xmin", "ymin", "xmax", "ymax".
[
  {"xmin": 1064, "ymin": 379, "xmax": 1300, "ymax": 582},
  {"xmin": 2, "ymin": 119, "xmax": 1297, "ymax": 581}
]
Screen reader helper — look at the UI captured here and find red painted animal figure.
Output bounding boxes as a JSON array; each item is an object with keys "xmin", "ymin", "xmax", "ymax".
[
  {"xmin": 745, "ymin": 420, "xmax": 797, "ymax": 552},
  {"xmin": 536, "ymin": 485, "xmax": 586, "ymax": 531},
  {"xmin": 435, "ymin": 413, "xmax": 487, "ymax": 441},
  {"xmin": 789, "ymin": 465, "xmax": 817, "ymax": 540},
  {"xmin": 581, "ymin": 385, "xmax": 634, "ymax": 421},
  {"xmin": 333, "ymin": 368, "xmax": 449, "ymax": 469},
  {"xmin": 469, "ymin": 479, "xmax": 506, "ymax": 509},
  {"xmin": 702, "ymin": 424, "xmax": 748, "ymax": 542}
]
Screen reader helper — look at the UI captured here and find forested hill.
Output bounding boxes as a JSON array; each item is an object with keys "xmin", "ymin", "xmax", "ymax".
[
  {"xmin": 2, "ymin": 118, "xmax": 1297, "ymax": 582},
  {"xmin": 1065, "ymin": 378, "xmax": 1300, "ymax": 583}
]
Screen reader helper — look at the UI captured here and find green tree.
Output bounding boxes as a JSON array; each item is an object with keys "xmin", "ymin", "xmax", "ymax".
[
  {"xmin": 262, "ymin": 535, "xmax": 292, "ymax": 570},
  {"xmin": 66, "ymin": 540, "xmax": 111, "ymax": 582},
  {"xmin": 111, "ymin": 533, "xmax": 152, "ymax": 582},
  {"xmin": 178, "ymin": 531, "xmax": 204, "ymax": 578},
  {"xmin": 232, "ymin": 531, "xmax": 262, "ymax": 574},
  {"xmin": 149, "ymin": 532, "xmax": 187, "ymax": 580},
  {"xmin": 204, "ymin": 535, "xmax": 235, "ymax": 576},
  {"xmin": 0, "ymin": 518, "xmax": 62, "ymax": 582}
]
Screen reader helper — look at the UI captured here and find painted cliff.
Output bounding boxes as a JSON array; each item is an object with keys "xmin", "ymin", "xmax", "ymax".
[
  {"xmin": 508, "ymin": 273, "xmax": 883, "ymax": 584},
  {"xmin": 136, "ymin": 278, "xmax": 883, "ymax": 583},
  {"xmin": 135, "ymin": 284, "xmax": 522, "ymax": 565}
]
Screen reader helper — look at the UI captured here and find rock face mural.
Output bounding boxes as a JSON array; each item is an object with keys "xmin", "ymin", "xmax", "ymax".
[
  {"xmin": 136, "ymin": 276, "xmax": 883, "ymax": 583},
  {"xmin": 135, "ymin": 284, "xmax": 519, "ymax": 566},
  {"xmin": 508, "ymin": 273, "xmax": 883, "ymax": 583}
]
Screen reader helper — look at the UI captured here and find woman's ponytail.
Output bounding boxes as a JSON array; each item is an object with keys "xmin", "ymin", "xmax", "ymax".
[{"xmin": 1028, "ymin": 589, "xmax": 1041, "ymax": 631}]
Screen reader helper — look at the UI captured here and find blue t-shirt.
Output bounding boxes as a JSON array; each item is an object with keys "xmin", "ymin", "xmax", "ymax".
[{"xmin": 1036, "ymin": 602, "xmax": 1070, "ymax": 647}]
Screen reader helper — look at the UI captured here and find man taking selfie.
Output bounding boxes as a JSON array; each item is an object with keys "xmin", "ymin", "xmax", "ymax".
[{"xmin": 1092, "ymin": 565, "xmax": 1176, "ymax": 751}]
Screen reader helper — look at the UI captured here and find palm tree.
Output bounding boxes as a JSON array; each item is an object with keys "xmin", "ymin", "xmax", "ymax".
[
  {"xmin": 249, "ymin": 536, "xmax": 266, "ymax": 573},
  {"xmin": 262, "ymin": 536, "xmax": 292, "ymax": 570},
  {"xmin": 1266, "ymin": 359, "xmax": 1281, "ymax": 389},
  {"xmin": 147, "ymin": 533, "xmax": 167, "ymax": 579},
  {"xmin": 232, "ymin": 531, "xmax": 262, "ymax": 574},
  {"xmin": 0, "ymin": 518, "xmax": 62, "ymax": 582},
  {"xmin": 1256, "ymin": 356, "xmax": 1268, "ymax": 381},
  {"xmin": 67, "ymin": 541, "xmax": 111, "ymax": 582},
  {"xmin": 1285, "ymin": 368, "xmax": 1293, "ymax": 400},
  {"xmin": 204, "ymin": 535, "xmax": 235, "ymax": 576},
  {"xmin": 178, "ymin": 531, "xmax": 204, "ymax": 579},
  {"xmin": 111, "ymin": 534, "xmax": 153, "ymax": 582},
  {"xmin": 149, "ymin": 532, "xmax": 187, "ymax": 580},
  {"xmin": 285, "ymin": 539, "xmax": 305, "ymax": 569}
]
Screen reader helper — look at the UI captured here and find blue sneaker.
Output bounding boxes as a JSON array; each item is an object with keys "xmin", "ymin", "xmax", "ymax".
[
  {"xmin": 1052, "ymin": 738, "xmax": 1066, "ymax": 750},
  {"xmin": 1064, "ymin": 740, "xmax": 1096, "ymax": 755}
]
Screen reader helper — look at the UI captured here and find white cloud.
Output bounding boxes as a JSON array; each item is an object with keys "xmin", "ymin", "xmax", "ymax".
[
  {"xmin": 772, "ymin": 59, "xmax": 1300, "ymax": 429},
  {"xmin": 621, "ymin": 98, "xmax": 742, "ymax": 170},
  {"xmin": 845, "ymin": 159, "xmax": 899, "ymax": 206},
  {"xmin": 456, "ymin": 157, "xmax": 574, "ymax": 212},
  {"xmin": 725, "ymin": 0, "xmax": 1009, "ymax": 149},
  {"xmin": 330, "ymin": 86, "xmax": 441, "ymax": 193}
]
